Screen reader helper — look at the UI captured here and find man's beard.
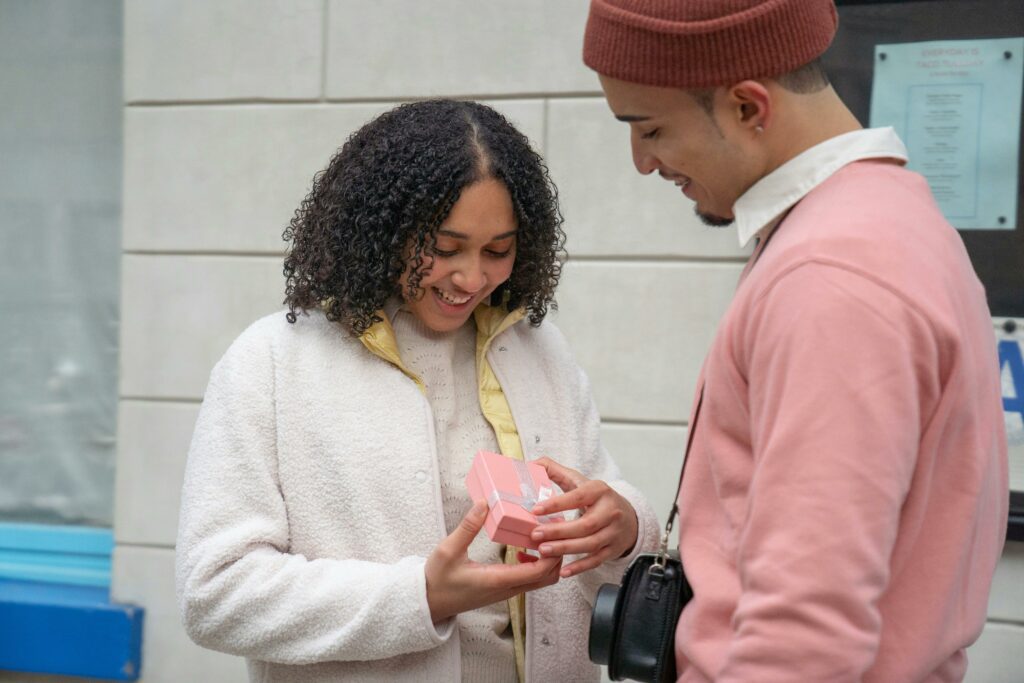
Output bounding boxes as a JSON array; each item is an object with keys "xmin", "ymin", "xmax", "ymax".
[{"xmin": 695, "ymin": 208, "xmax": 734, "ymax": 227}]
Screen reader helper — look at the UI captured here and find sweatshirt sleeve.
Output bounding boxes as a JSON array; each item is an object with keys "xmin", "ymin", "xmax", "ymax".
[
  {"xmin": 175, "ymin": 324, "xmax": 453, "ymax": 665},
  {"xmin": 716, "ymin": 262, "xmax": 939, "ymax": 682}
]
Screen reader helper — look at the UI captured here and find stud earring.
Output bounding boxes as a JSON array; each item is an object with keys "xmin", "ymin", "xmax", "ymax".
[{"xmin": 755, "ymin": 125, "xmax": 765, "ymax": 134}]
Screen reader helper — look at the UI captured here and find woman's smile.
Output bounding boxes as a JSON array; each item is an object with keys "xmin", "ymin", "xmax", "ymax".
[{"xmin": 432, "ymin": 285, "xmax": 474, "ymax": 307}]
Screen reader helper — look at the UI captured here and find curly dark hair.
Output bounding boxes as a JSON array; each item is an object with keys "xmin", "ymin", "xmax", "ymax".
[{"xmin": 282, "ymin": 99, "xmax": 566, "ymax": 335}]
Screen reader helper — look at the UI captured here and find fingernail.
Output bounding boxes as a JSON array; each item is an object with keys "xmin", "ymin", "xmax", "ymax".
[
  {"xmin": 531, "ymin": 505, "xmax": 544, "ymax": 515},
  {"xmin": 531, "ymin": 530, "xmax": 544, "ymax": 540},
  {"xmin": 539, "ymin": 544, "xmax": 551, "ymax": 555},
  {"xmin": 560, "ymin": 568, "xmax": 572, "ymax": 578}
]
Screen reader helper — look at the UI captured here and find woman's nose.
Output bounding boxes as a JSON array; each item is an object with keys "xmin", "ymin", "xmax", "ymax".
[{"xmin": 452, "ymin": 261, "xmax": 486, "ymax": 293}]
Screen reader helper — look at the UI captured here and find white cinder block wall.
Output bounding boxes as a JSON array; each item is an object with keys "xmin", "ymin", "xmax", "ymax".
[{"xmin": 103, "ymin": 2, "xmax": 1022, "ymax": 682}]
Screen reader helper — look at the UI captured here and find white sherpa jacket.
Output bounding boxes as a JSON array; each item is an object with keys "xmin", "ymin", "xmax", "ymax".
[{"xmin": 176, "ymin": 310, "xmax": 660, "ymax": 683}]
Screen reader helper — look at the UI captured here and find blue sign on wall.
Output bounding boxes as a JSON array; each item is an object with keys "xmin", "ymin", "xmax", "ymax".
[
  {"xmin": 998, "ymin": 335, "xmax": 1024, "ymax": 495},
  {"xmin": 1001, "ymin": 339, "xmax": 1024, "ymax": 422}
]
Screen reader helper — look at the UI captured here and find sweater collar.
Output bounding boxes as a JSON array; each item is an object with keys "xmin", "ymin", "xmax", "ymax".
[
  {"xmin": 358, "ymin": 301, "xmax": 525, "ymax": 392},
  {"xmin": 733, "ymin": 127, "xmax": 909, "ymax": 248}
]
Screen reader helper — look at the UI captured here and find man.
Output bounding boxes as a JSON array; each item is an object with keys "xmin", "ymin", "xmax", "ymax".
[{"xmin": 582, "ymin": 1, "xmax": 1009, "ymax": 680}]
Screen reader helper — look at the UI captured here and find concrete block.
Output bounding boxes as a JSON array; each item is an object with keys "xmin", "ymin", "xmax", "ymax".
[
  {"xmin": 118, "ymin": 255, "xmax": 283, "ymax": 400},
  {"xmin": 964, "ymin": 621, "xmax": 1024, "ymax": 683},
  {"xmin": 114, "ymin": 401, "xmax": 201, "ymax": 547},
  {"xmin": 553, "ymin": 261, "xmax": 741, "ymax": 422},
  {"xmin": 123, "ymin": 104, "xmax": 391, "ymax": 253},
  {"xmin": 124, "ymin": 0, "xmax": 323, "ymax": 102},
  {"xmin": 987, "ymin": 541, "xmax": 1024, "ymax": 622},
  {"xmin": 325, "ymin": 0, "xmax": 596, "ymax": 98}
]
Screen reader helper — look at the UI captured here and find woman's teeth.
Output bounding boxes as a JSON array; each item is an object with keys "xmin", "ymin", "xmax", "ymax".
[{"xmin": 434, "ymin": 287, "xmax": 471, "ymax": 305}]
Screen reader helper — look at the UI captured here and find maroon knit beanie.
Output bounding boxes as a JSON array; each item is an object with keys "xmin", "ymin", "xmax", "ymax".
[{"xmin": 583, "ymin": 0, "xmax": 839, "ymax": 89}]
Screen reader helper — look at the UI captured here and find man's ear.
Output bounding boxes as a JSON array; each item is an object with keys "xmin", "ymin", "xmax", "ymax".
[{"xmin": 725, "ymin": 80, "xmax": 772, "ymax": 135}]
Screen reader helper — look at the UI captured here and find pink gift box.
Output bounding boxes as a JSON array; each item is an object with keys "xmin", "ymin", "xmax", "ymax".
[{"xmin": 465, "ymin": 450, "xmax": 564, "ymax": 549}]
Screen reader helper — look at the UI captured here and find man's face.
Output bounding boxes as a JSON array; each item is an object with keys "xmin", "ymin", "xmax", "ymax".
[{"xmin": 599, "ymin": 75, "xmax": 758, "ymax": 226}]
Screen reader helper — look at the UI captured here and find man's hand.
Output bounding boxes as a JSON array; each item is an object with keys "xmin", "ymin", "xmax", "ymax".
[
  {"xmin": 425, "ymin": 501, "xmax": 563, "ymax": 623},
  {"xmin": 529, "ymin": 457, "xmax": 639, "ymax": 578}
]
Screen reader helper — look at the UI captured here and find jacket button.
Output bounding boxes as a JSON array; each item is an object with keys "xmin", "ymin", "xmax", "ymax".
[
  {"xmin": 541, "ymin": 636, "xmax": 551, "ymax": 646},
  {"xmin": 415, "ymin": 470, "xmax": 427, "ymax": 483}
]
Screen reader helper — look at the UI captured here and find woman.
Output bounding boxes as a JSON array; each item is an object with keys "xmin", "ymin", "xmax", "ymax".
[{"xmin": 176, "ymin": 99, "xmax": 659, "ymax": 683}]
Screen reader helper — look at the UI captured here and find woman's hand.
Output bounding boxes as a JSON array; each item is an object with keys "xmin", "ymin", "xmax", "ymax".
[
  {"xmin": 528, "ymin": 457, "xmax": 639, "ymax": 578},
  {"xmin": 425, "ymin": 501, "xmax": 563, "ymax": 623}
]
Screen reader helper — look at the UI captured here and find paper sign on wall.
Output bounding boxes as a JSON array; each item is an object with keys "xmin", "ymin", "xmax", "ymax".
[{"xmin": 869, "ymin": 38, "xmax": 1024, "ymax": 230}]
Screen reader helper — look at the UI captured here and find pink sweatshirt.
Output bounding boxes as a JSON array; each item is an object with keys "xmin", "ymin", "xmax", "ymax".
[{"xmin": 675, "ymin": 159, "xmax": 1008, "ymax": 682}]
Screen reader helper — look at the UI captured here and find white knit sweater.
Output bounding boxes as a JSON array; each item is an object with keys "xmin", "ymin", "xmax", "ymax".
[
  {"xmin": 392, "ymin": 309, "xmax": 515, "ymax": 682},
  {"xmin": 175, "ymin": 310, "xmax": 660, "ymax": 683}
]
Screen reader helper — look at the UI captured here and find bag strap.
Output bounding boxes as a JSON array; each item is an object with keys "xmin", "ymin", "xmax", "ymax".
[{"xmin": 656, "ymin": 387, "xmax": 702, "ymax": 562}]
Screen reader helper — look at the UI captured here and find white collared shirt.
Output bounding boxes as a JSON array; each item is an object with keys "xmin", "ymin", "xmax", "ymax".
[{"xmin": 733, "ymin": 127, "xmax": 909, "ymax": 247}]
